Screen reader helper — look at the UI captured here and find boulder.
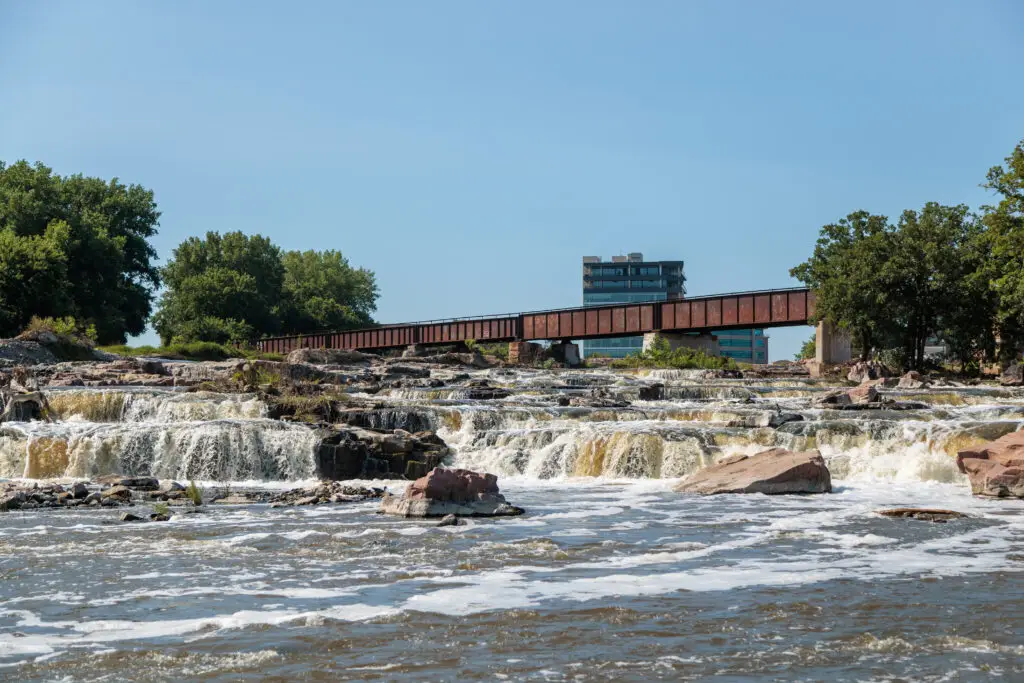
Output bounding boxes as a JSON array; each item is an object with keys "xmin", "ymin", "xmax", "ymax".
[
  {"xmin": 70, "ymin": 482, "xmax": 89, "ymax": 499},
  {"xmin": 119, "ymin": 512, "xmax": 144, "ymax": 522},
  {"xmin": 999, "ymin": 363, "xmax": 1024, "ymax": 387},
  {"xmin": 675, "ymin": 448, "xmax": 832, "ymax": 495},
  {"xmin": 897, "ymin": 371, "xmax": 929, "ymax": 390},
  {"xmin": 816, "ymin": 385, "xmax": 879, "ymax": 407},
  {"xmin": 100, "ymin": 485, "xmax": 132, "ymax": 501},
  {"xmin": 380, "ymin": 467, "xmax": 524, "ymax": 517},
  {"xmin": 437, "ymin": 513, "xmax": 463, "ymax": 527},
  {"xmin": 847, "ymin": 384, "xmax": 880, "ymax": 405},
  {"xmin": 877, "ymin": 508, "xmax": 967, "ymax": 523},
  {"xmin": 767, "ymin": 412, "xmax": 804, "ymax": 428},
  {"xmin": 956, "ymin": 430, "xmax": 1024, "ymax": 498},
  {"xmin": 847, "ymin": 361, "xmax": 887, "ymax": 383}
]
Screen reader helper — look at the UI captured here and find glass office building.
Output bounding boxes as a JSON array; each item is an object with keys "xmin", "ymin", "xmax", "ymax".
[
  {"xmin": 581, "ymin": 253, "xmax": 769, "ymax": 363},
  {"xmin": 581, "ymin": 254, "xmax": 686, "ymax": 358}
]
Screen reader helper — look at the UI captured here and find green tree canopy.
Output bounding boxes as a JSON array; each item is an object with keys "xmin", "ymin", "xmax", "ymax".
[
  {"xmin": 978, "ymin": 139, "xmax": 1024, "ymax": 361},
  {"xmin": 0, "ymin": 161, "xmax": 161, "ymax": 343},
  {"xmin": 791, "ymin": 204, "xmax": 993, "ymax": 369},
  {"xmin": 153, "ymin": 233, "xmax": 378, "ymax": 345},
  {"xmin": 280, "ymin": 249, "xmax": 378, "ymax": 333}
]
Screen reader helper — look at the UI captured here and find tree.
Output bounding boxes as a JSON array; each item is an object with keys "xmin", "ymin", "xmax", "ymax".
[
  {"xmin": 883, "ymin": 203, "xmax": 988, "ymax": 368},
  {"xmin": 153, "ymin": 234, "xmax": 380, "ymax": 345},
  {"xmin": 280, "ymin": 250, "xmax": 378, "ymax": 333},
  {"xmin": 978, "ymin": 138, "xmax": 1024, "ymax": 363},
  {"xmin": 0, "ymin": 161, "xmax": 161, "ymax": 342},
  {"xmin": 790, "ymin": 211, "xmax": 897, "ymax": 361},
  {"xmin": 796, "ymin": 334, "xmax": 815, "ymax": 360},
  {"xmin": 153, "ymin": 232, "xmax": 284, "ymax": 345}
]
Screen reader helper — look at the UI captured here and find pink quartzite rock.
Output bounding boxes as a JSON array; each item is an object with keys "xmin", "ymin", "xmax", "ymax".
[
  {"xmin": 675, "ymin": 448, "xmax": 832, "ymax": 495},
  {"xmin": 956, "ymin": 430, "xmax": 1024, "ymax": 498},
  {"xmin": 405, "ymin": 467, "xmax": 499, "ymax": 503},
  {"xmin": 381, "ymin": 467, "xmax": 523, "ymax": 518}
]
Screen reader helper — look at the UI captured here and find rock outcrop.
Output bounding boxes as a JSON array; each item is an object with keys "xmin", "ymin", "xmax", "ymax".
[
  {"xmin": 847, "ymin": 361, "xmax": 888, "ymax": 383},
  {"xmin": 1000, "ymin": 363, "xmax": 1024, "ymax": 387},
  {"xmin": 380, "ymin": 467, "xmax": 524, "ymax": 517},
  {"xmin": 897, "ymin": 371, "xmax": 930, "ymax": 390},
  {"xmin": 675, "ymin": 448, "xmax": 832, "ymax": 495},
  {"xmin": 956, "ymin": 430, "xmax": 1024, "ymax": 498},
  {"xmin": 315, "ymin": 427, "xmax": 449, "ymax": 480}
]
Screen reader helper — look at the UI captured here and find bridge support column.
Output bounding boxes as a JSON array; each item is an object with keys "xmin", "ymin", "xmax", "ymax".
[
  {"xmin": 810, "ymin": 321, "xmax": 851, "ymax": 376},
  {"xmin": 643, "ymin": 332, "xmax": 720, "ymax": 356},
  {"xmin": 509, "ymin": 341, "xmax": 542, "ymax": 365},
  {"xmin": 549, "ymin": 341, "xmax": 581, "ymax": 367}
]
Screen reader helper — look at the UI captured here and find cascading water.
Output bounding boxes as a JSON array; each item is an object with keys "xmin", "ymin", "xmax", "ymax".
[{"xmin": 1, "ymin": 389, "xmax": 317, "ymax": 481}]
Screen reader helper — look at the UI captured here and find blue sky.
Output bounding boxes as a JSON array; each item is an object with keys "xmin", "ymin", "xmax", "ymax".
[{"xmin": 2, "ymin": 1, "xmax": 1022, "ymax": 359}]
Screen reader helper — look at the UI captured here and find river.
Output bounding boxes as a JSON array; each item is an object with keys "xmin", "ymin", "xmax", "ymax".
[{"xmin": 0, "ymin": 368, "xmax": 1021, "ymax": 680}]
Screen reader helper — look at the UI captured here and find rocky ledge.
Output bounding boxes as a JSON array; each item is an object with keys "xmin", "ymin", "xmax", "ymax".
[
  {"xmin": 380, "ymin": 467, "xmax": 524, "ymax": 518},
  {"xmin": 675, "ymin": 448, "xmax": 832, "ymax": 495},
  {"xmin": 957, "ymin": 430, "xmax": 1024, "ymax": 498}
]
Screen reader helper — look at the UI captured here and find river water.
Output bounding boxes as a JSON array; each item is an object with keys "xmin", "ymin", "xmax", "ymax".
[{"xmin": 1, "ymin": 369, "xmax": 1022, "ymax": 681}]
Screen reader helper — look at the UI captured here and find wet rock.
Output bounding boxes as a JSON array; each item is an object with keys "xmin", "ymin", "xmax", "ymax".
[
  {"xmin": 1000, "ymin": 363, "xmax": 1024, "ymax": 387},
  {"xmin": 815, "ymin": 389, "xmax": 852, "ymax": 407},
  {"xmin": 119, "ymin": 512, "xmax": 144, "ymax": 522},
  {"xmin": 0, "ymin": 492, "xmax": 26, "ymax": 511},
  {"xmin": 314, "ymin": 426, "xmax": 448, "ymax": 480},
  {"xmin": 768, "ymin": 412, "xmax": 804, "ymax": 428},
  {"xmin": 898, "ymin": 371, "xmax": 930, "ymax": 390},
  {"xmin": 675, "ymin": 448, "xmax": 832, "ymax": 495},
  {"xmin": 150, "ymin": 513, "xmax": 171, "ymax": 522},
  {"xmin": 847, "ymin": 384, "xmax": 880, "ymax": 405},
  {"xmin": 380, "ymin": 467, "xmax": 525, "ymax": 517},
  {"xmin": 111, "ymin": 476, "xmax": 160, "ymax": 491},
  {"xmin": 83, "ymin": 492, "xmax": 102, "ymax": 504},
  {"xmin": 71, "ymin": 482, "xmax": 89, "ymax": 499},
  {"xmin": 437, "ymin": 513, "xmax": 463, "ymax": 527},
  {"xmin": 464, "ymin": 386, "xmax": 512, "ymax": 400},
  {"xmin": 957, "ymin": 430, "xmax": 1024, "ymax": 498},
  {"xmin": 638, "ymin": 383, "xmax": 665, "ymax": 401},
  {"xmin": 212, "ymin": 493, "xmax": 257, "ymax": 505},
  {"xmin": 268, "ymin": 481, "xmax": 383, "ymax": 506},
  {"xmin": 100, "ymin": 485, "xmax": 132, "ymax": 501},
  {"xmin": 877, "ymin": 508, "xmax": 967, "ymax": 522}
]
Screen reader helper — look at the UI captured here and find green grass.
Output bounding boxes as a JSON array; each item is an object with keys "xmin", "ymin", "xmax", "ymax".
[
  {"xmin": 185, "ymin": 481, "xmax": 203, "ymax": 506},
  {"xmin": 100, "ymin": 342, "xmax": 284, "ymax": 362},
  {"xmin": 152, "ymin": 502, "xmax": 170, "ymax": 517}
]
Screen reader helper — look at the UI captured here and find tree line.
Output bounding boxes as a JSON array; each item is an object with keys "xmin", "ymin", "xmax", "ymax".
[
  {"xmin": 792, "ymin": 138, "xmax": 1024, "ymax": 371},
  {"xmin": 0, "ymin": 160, "xmax": 378, "ymax": 346}
]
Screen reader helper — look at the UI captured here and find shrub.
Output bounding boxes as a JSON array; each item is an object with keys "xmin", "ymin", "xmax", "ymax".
[
  {"xmin": 185, "ymin": 481, "xmax": 203, "ymax": 506},
  {"xmin": 611, "ymin": 335, "xmax": 738, "ymax": 370},
  {"xmin": 22, "ymin": 316, "xmax": 98, "ymax": 346},
  {"xmin": 152, "ymin": 502, "xmax": 170, "ymax": 517}
]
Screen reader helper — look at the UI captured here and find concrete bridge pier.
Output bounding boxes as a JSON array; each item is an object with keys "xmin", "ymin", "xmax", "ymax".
[
  {"xmin": 643, "ymin": 332, "xmax": 720, "ymax": 356},
  {"xmin": 810, "ymin": 321, "xmax": 852, "ymax": 376},
  {"xmin": 549, "ymin": 340, "xmax": 581, "ymax": 367}
]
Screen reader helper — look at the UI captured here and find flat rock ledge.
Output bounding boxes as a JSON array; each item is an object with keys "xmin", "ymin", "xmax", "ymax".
[
  {"xmin": 380, "ymin": 467, "xmax": 524, "ymax": 518},
  {"xmin": 675, "ymin": 448, "xmax": 832, "ymax": 495},
  {"xmin": 877, "ymin": 508, "xmax": 967, "ymax": 523},
  {"xmin": 957, "ymin": 430, "xmax": 1024, "ymax": 498}
]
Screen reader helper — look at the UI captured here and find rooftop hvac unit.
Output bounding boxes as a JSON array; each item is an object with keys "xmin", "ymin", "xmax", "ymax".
[
  {"xmin": 582, "ymin": 256, "xmax": 600, "ymax": 263},
  {"xmin": 611, "ymin": 255, "xmax": 628, "ymax": 263},
  {"xmin": 628, "ymin": 252, "xmax": 643, "ymax": 262}
]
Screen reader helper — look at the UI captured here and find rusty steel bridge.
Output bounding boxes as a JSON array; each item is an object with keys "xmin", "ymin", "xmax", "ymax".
[{"xmin": 257, "ymin": 287, "xmax": 815, "ymax": 354}]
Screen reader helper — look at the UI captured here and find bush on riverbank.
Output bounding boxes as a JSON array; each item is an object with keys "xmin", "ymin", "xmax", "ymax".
[
  {"xmin": 611, "ymin": 336, "xmax": 739, "ymax": 370},
  {"xmin": 99, "ymin": 341, "xmax": 283, "ymax": 362}
]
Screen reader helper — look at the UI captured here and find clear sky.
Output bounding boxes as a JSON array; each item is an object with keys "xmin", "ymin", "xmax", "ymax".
[{"xmin": 2, "ymin": 1, "xmax": 1022, "ymax": 359}]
